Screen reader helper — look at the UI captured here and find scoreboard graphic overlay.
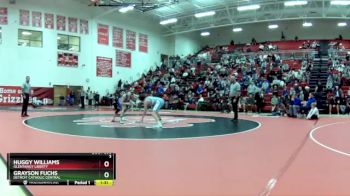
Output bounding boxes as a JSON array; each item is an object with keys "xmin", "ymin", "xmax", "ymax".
[{"xmin": 7, "ymin": 153, "xmax": 116, "ymax": 186}]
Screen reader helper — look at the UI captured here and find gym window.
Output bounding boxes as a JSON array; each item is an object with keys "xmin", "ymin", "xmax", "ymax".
[
  {"xmin": 18, "ymin": 29, "xmax": 43, "ymax": 47},
  {"xmin": 58, "ymin": 34, "xmax": 80, "ymax": 52}
]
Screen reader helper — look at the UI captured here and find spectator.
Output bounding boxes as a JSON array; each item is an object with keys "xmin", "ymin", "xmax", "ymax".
[
  {"xmin": 314, "ymin": 80, "xmax": 324, "ymax": 106},
  {"xmin": 80, "ymin": 87, "xmax": 85, "ymax": 109},
  {"xmin": 300, "ymin": 93, "xmax": 316, "ymax": 116},
  {"xmin": 196, "ymin": 94, "xmax": 205, "ymax": 111},
  {"xmin": 326, "ymin": 75, "xmax": 334, "ymax": 91},
  {"xmin": 290, "ymin": 94, "xmax": 302, "ymax": 118},
  {"xmin": 271, "ymin": 95, "xmax": 280, "ymax": 116},
  {"xmin": 346, "ymin": 93, "xmax": 350, "ymax": 115},
  {"xmin": 306, "ymin": 103, "xmax": 319, "ymax": 120},
  {"xmin": 196, "ymin": 84, "xmax": 204, "ymax": 95},
  {"xmin": 245, "ymin": 94, "xmax": 256, "ymax": 113},
  {"xmin": 339, "ymin": 93, "xmax": 347, "ymax": 114},
  {"xmin": 255, "ymin": 92, "xmax": 264, "ymax": 114}
]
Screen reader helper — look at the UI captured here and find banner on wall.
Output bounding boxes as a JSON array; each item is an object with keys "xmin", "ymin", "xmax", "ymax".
[
  {"xmin": 116, "ymin": 50, "xmax": 131, "ymax": 68},
  {"xmin": 32, "ymin": 11, "xmax": 42, "ymax": 28},
  {"xmin": 98, "ymin": 24, "xmax": 109, "ymax": 45},
  {"xmin": 44, "ymin": 13, "xmax": 54, "ymax": 29},
  {"xmin": 126, "ymin": 30, "xmax": 136, "ymax": 50},
  {"xmin": 19, "ymin": 9, "xmax": 30, "ymax": 26},
  {"xmin": 56, "ymin": 15, "xmax": 66, "ymax": 31},
  {"xmin": 96, "ymin": 57, "xmax": 113, "ymax": 77},
  {"xmin": 112, "ymin": 27, "xmax": 123, "ymax": 48},
  {"xmin": 58, "ymin": 52, "xmax": 78, "ymax": 68},
  {"xmin": 0, "ymin": 27, "xmax": 2, "ymax": 44},
  {"xmin": 68, "ymin": 17, "xmax": 78, "ymax": 33},
  {"xmin": 0, "ymin": 86, "xmax": 54, "ymax": 106},
  {"xmin": 139, "ymin": 33, "xmax": 148, "ymax": 53},
  {"xmin": 80, "ymin": 19, "xmax": 89, "ymax": 34},
  {"xmin": 0, "ymin": 7, "xmax": 8, "ymax": 25}
]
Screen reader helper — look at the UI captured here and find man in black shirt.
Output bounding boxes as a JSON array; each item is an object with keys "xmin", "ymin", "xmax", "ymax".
[
  {"xmin": 339, "ymin": 94, "xmax": 347, "ymax": 114},
  {"xmin": 314, "ymin": 80, "xmax": 323, "ymax": 108},
  {"xmin": 344, "ymin": 94, "xmax": 350, "ymax": 115},
  {"xmin": 21, "ymin": 76, "xmax": 31, "ymax": 117}
]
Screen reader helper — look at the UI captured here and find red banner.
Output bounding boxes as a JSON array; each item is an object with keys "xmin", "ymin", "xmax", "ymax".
[
  {"xmin": 98, "ymin": 24, "xmax": 109, "ymax": 45},
  {"xmin": 32, "ymin": 11, "xmax": 42, "ymax": 28},
  {"xmin": 80, "ymin": 19, "xmax": 89, "ymax": 34},
  {"xmin": 0, "ymin": 8, "xmax": 8, "ymax": 25},
  {"xmin": 19, "ymin": 10, "xmax": 30, "ymax": 26},
  {"xmin": 126, "ymin": 30, "xmax": 136, "ymax": 50},
  {"xmin": 44, "ymin": 13, "xmax": 54, "ymax": 29},
  {"xmin": 56, "ymin": 15, "xmax": 66, "ymax": 31},
  {"xmin": 112, "ymin": 27, "xmax": 123, "ymax": 48},
  {"xmin": 68, "ymin": 17, "xmax": 78, "ymax": 33},
  {"xmin": 139, "ymin": 33, "xmax": 148, "ymax": 53},
  {"xmin": 0, "ymin": 86, "xmax": 53, "ymax": 106},
  {"xmin": 116, "ymin": 50, "xmax": 131, "ymax": 68},
  {"xmin": 96, "ymin": 56, "xmax": 113, "ymax": 77},
  {"xmin": 58, "ymin": 52, "xmax": 78, "ymax": 68}
]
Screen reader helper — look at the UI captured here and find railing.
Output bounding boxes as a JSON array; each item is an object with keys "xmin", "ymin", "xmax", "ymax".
[
  {"xmin": 222, "ymin": 49, "xmax": 318, "ymax": 61},
  {"xmin": 328, "ymin": 49, "xmax": 350, "ymax": 58}
]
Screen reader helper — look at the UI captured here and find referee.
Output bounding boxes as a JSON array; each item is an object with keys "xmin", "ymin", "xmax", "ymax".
[
  {"xmin": 229, "ymin": 76, "xmax": 241, "ymax": 121},
  {"xmin": 21, "ymin": 76, "xmax": 31, "ymax": 117}
]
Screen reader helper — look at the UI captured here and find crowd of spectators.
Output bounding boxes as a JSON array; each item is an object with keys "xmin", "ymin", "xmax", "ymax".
[
  {"xmin": 324, "ymin": 54, "xmax": 350, "ymax": 114},
  {"xmin": 112, "ymin": 50, "xmax": 327, "ymax": 118},
  {"xmin": 108, "ymin": 39, "xmax": 350, "ymax": 118}
]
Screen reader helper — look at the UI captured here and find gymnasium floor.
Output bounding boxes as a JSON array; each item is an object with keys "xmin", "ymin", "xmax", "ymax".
[{"xmin": 1, "ymin": 107, "xmax": 350, "ymax": 196}]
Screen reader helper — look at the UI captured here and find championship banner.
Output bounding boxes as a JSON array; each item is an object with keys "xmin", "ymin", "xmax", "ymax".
[
  {"xmin": 96, "ymin": 57, "xmax": 113, "ymax": 77},
  {"xmin": 32, "ymin": 11, "xmax": 42, "ymax": 28},
  {"xmin": 44, "ymin": 13, "xmax": 54, "ymax": 29},
  {"xmin": 19, "ymin": 10, "xmax": 30, "ymax": 26},
  {"xmin": 97, "ymin": 24, "xmax": 109, "ymax": 45},
  {"xmin": 116, "ymin": 50, "xmax": 131, "ymax": 68},
  {"xmin": 0, "ymin": 86, "xmax": 54, "ymax": 106},
  {"xmin": 56, "ymin": 15, "xmax": 66, "ymax": 31},
  {"xmin": 126, "ymin": 30, "xmax": 136, "ymax": 50},
  {"xmin": 80, "ymin": 19, "xmax": 89, "ymax": 34},
  {"xmin": 68, "ymin": 17, "xmax": 78, "ymax": 33},
  {"xmin": 112, "ymin": 27, "xmax": 123, "ymax": 48},
  {"xmin": 57, "ymin": 52, "xmax": 78, "ymax": 68},
  {"xmin": 0, "ymin": 7, "xmax": 8, "ymax": 25},
  {"xmin": 139, "ymin": 33, "xmax": 148, "ymax": 53}
]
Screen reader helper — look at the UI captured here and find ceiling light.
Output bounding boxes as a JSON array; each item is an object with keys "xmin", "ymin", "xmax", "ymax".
[
  {"xmin": 330, "ymin": 1, "xmax": 350, "ymax": 5},
  {"xmin": 284, "ymin": 1, "xmax": 308, "ymax": 6},
  {"xmin": 268, "ymin": 24, "xmax": 278, "ymax": 29},
  {"xmin": 195, "ymin": 11, "xmax": 216, "ymax": 18},
  {"xmin": 119, "ymin": 5, "xmax": 134, "ymax": 13},
  {"xmin": 160, "ymin": 18, "xmax": 177, "ymax": 25},
  {"xmin": 338, "ymin": 22, "xmax": 347, "ymax": 26},
  {"xmin": 201, "ymin": 32, "xmax": 210, "ymax": 36},
  {"xmin": 302, "ymin": 22, "xmax": 312, "ymax": 27},
  {"xmin": 21, "ymin": 31, "xmax": 32, "ymax": 36},
  {"xmin": 237, "ymin": 4, "xmax": 260, "ymax": 11},
  {"xmin": 233, "ymin": 27, "xmax": 242, "ymax": 32}
]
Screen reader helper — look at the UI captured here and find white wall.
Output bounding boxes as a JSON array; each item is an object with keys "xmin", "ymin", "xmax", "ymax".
[
  {"xmin": 174, "ymin": 33, "xmax": 201, "ymax": 57},
  {"xmin": 196, "ymin": 19, "xmax": 350, "ymax": 47},
  {"xmin": 0, "ymin": 0, "xmax": 174, "ymax": 94}
]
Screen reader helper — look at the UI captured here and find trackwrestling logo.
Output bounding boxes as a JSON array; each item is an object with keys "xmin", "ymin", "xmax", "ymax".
[{"xmin": 73, "ymin": 116, "xmax": 215, "ymax": 129}]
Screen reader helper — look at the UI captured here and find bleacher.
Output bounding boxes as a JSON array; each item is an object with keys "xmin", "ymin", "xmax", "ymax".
[{"xmin": 136, "ymin": 39, "xmax": 350, "ymax": 113}]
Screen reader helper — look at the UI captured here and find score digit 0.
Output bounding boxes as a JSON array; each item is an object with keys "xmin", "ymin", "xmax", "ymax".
[
  {"xmin": 104, "ymin": 172, "xmax": 109, "ymax": 178},
  {"xmin": 104, "ymin": 161, "xmax": 109, "ymax": 167}
]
